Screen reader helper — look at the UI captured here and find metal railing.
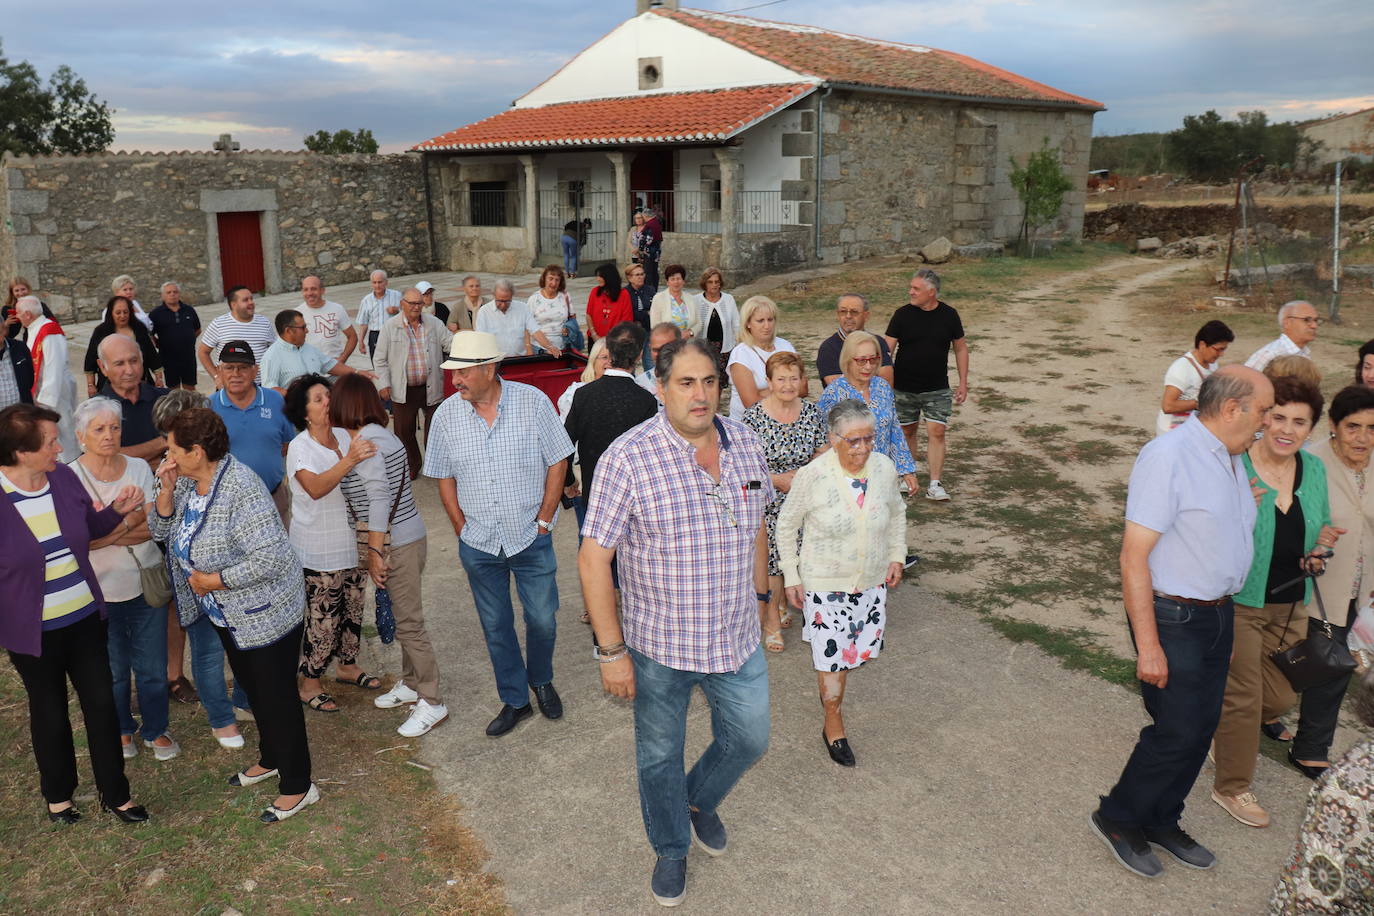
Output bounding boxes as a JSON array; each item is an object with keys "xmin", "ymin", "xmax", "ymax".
[
  {"xmin": 538, "ymin": 189, "xmax": 619, "ymax": 263},
  {"xmin": 468, "ymin": 189, "xmax": 520, "ymax": 227},
  {"xmin": 632, "ymin": 189, "xmax": 802, "ymax": 234}
]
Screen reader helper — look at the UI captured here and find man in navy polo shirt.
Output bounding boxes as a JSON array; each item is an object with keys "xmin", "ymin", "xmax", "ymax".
[
  {"xmin": 97, "ymin": 334, "xmax": 169, "ymax": 466},
  {"xmin": 148, "ymin": 281, "xmax": 201, "ymax": 391},
  {"xmin": 208, "ymin": 339, "xmax": 295, "ymax": 520}
]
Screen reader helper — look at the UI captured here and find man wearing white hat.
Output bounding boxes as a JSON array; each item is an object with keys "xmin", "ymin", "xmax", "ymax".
[{"xmin": 423, "ymin": 331, "xmax": 574, "ymax": 738}]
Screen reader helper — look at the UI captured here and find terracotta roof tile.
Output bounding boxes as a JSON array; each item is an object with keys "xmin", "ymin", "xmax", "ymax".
[
  {"xmin": 414, "ymin": 83, "xmax": 816, "ymax": 151},
  {"xmin": 660, "ymin": 8, "xmax": 1103, "ymax": 111}
]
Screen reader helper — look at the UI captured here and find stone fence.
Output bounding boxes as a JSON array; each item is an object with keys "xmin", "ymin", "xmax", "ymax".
[{"xmin": 0, "ymin": 151, "xmax": 434, "ymax": 319}]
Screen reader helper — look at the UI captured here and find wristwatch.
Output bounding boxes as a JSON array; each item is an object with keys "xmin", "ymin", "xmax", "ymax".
[{"xmin": 537, "ymin": 518, "xmax": 553, "ymax": 532}]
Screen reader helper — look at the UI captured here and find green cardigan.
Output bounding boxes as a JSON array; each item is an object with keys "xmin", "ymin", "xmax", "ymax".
[{"xmin": 1234, "ymin": 450, "xmax": 1331, "ymax": 608}]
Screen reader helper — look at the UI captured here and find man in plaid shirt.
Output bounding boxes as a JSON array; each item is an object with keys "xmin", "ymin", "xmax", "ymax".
[{"xmin": 579, "ymin": 337, "xmax": 773, "ymax": 908}]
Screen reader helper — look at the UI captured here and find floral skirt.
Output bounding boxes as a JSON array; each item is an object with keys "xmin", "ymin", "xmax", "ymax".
[{"xmin": 801, "ymin": 584, "xmax": 886, "ymax": 672}]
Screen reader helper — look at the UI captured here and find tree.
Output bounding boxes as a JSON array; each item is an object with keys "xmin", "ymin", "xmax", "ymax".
[
  {"xmin": 1166, "ymin": 110, "xmax": 1239, "ymax": 181},
  {"xmin": 0, "ymin": 42, "xmax": 113, "ymax": 156},
  {"xmin": 1008, "ymin": 138, "xmax": 1074, "ymax": 256},
  {"xmin": 303, "ymin": 128, "xmax": 379, "ymax": 154}
]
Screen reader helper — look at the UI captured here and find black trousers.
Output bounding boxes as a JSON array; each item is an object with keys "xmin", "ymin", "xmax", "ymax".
[
  {"xmin": 392, "ymin": 384, "xmax": 437, "ymax": 480},
  {"xmin": 216, "ymin": 623, "xmax": 312, "ymax": 795},
  {"xmin": 367, "ymin": 330, "xmax": 380, "ymax": 365},
  {"xmin": 1292, "ymin": 618, "xmax": 1353, "ymax": 763},
  {"xmin": 8, "ymin": 612, "xmax": 131, "ymax": 808}
]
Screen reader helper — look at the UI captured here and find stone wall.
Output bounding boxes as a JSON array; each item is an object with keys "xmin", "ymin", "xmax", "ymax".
[
  {"xmin": 968, "ymin": 106, "xmax": 1094, "ymax": 241},
  {"xmin": 0, "ymin": 151, "xmax": 433, "ymax": 320}
]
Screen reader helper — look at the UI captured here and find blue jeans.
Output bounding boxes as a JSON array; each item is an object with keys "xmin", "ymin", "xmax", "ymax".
[
  {"xmin": 185, "ymin": 614, "xmax": 250, "ymax": 729},
  {"xmin": 631, "ymin": 646, "xmax": 770, "ymax": 858},
  {"xmin": 1099, "ymin": 596, "xmax": 1233, "ymax": 829},
  {"xmin": 561, "ymin": 235, "xmax": 578, "ymax": 276},
  {"xmin": 105, "ymin": 596, "xmax": 169, "ymax": 741},
  {"xmin": 459, "ymin": 535, "xmax": 560, "ymax": 707}
]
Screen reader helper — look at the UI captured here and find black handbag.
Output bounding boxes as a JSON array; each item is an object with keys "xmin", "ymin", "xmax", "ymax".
[{"xmin": 1270, "ymin": 580, "xmax": 1357, "ymax": 692}]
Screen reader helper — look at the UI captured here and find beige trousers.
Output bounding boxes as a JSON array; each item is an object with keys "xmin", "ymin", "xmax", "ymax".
[
  {"xmin": 1213, "ymin": 601, "xmax": 1308, "ymax": 796},
  {"xmin": 385, "ymin": 537, "xmax": 442, "ymax": 703}
]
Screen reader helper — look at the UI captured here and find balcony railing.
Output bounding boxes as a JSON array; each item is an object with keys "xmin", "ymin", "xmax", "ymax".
[{"xmin": 632, "ymin": 189, "xmax": 802, "ymax": 234}]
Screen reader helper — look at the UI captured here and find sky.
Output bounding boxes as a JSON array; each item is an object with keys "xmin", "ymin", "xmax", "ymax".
[{"xmin": 5, "ymin": 0, "xmax": 1371, "ymax": 153}]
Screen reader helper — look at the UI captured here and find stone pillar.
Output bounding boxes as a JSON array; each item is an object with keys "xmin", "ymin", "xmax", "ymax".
[
  {"xmin": 714, "ymin": 146, "xmax": 742, "ymax": 275},
  {"xmin": 606, "ymin": 151, "xmax": 632, "ymax": 256},
  {"xmin": 519, "ymin": 154, "xmax": 541, "ymax": 267}
]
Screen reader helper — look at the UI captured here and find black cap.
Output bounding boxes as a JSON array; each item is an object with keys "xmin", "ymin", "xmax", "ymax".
[{"xmin": 219, "ymin": 340, "xmax": 255, "ymax": 365}]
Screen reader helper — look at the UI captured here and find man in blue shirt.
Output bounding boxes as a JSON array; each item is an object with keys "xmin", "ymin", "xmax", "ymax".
[
  {"xmin": 1091, "ymin": 365, "xmax": 1273, "ymax": 879},
  {"xmin": 208, "ymin": 340, "xmax": 296, "ymax": 520}
]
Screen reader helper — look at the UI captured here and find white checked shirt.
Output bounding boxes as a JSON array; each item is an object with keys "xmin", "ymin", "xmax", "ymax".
[
  {"xmin": 582, "ymin": 413, "xmax": 773, "ymax": 673},
  {"xmin": 356, "ymin": 288, "xmax": 401, "ymax": 333},
  {"xmin": 422, "ymin": 379, "xmax": 573, "ymax": 556},
  {"xmin": 1243, "ymin": 333, "xmax": 1309, "ymax": 372}
]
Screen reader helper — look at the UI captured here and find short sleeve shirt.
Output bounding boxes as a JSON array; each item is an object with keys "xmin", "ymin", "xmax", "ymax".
[
  {"xmin": 1125, "ymin": 416, "xmax": 1257, "ymax": 599},
  {"xmin": 726, "ymin": 338, "xmax": 797, "ymax": 420},
  {"xmin": 422, "ymin": 380, "xmax": 573, "ymax": 555},
  {"xmin": 476, "ymin": 301, "xmax": 541, "ymax": 357},
  {"xmin": 260, "ymin": 339, "xmax": 336, "ymax": 390},
  {"xmin": 99, "ymin": 381, "xmax": 168, "ymax": 448},
  {"xmin": 202, "ymin": 314, "xmax": 276, "ymax": 365},
  {"xmin": 300, "ymin": 301, "xmax": 353, "ymax": 361},
  {"xmin": 209, "ymin": 386, "xmax": 296, "ymax": 492},
  {"xmin": 286, "ymin": 428, "xmax": 358, "ymax": 571},
  {"xmin": 148, "ymin": 303, "xmax": 200, "ymax": 360},
  {"xmin": 885, "ymin": 301, "xmax": 965, "ymax": 394}
]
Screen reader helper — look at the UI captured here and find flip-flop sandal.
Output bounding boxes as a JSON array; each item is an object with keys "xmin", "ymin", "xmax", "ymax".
[
  {"xmin": 301, "ymin": 693, "xmax": 339, "ymax": 712},
  {"xmin": 779, "ymin": 608, "xmax": 794, "ymax": 629},
  {"xmin": 339, "ymin": 673, "xmax": 382, "ymax": 690}
]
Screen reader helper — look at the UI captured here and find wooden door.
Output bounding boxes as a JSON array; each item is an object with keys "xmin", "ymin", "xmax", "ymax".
[{"xmin": 217, "ymin": 211, "xmax": 265, "ymax": 294}]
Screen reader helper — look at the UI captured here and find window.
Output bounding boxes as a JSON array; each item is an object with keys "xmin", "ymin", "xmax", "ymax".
[
  {"xmin": 470, "ymin": 181, "xmax": 508, "ymax": 226},
  {"xmin": 638, "ymin": 57, "xmax": 663, "ymax": 91},
  {"xmin": 700, "ymin": 164, "xmax": 721, "ymax": 213}
]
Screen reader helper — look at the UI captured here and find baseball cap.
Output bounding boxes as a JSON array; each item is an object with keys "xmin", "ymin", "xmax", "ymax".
[
  {"xmin": 219, "ymin": 340, "xmax": 256, "ymax": 365},
  {"xmin": 415, "ymin": 281, "xmax": 434, "ymax": 295}
]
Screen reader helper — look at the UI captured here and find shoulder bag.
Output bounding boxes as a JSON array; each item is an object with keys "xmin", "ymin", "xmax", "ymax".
[
  {"xmin": 1270, "ymin": 580, "xmax": 1357, "ymax": 691},
  {"xmin": 355, "ymin": 462, "xmax": 405, "ymax": 645},
  {"xmin": 74, "ymin": 460, "xmax": 173, "ymax": 607},
  {"xmin": 562, "ymin": 292, "xmax": 586, "ymax": 352}
]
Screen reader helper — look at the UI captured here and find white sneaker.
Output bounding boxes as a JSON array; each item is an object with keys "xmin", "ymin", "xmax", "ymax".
[
  {"xmin": 374, "ymin": 681, "xmax": 419, "ymax": 709},
  {"xmin": 398, "ymin": 699, "xmax": 448, "ymax": 737},
  {"xmin": 925, "ymin": 481, "xmax": 951, "ymax": 501},
  {"xmin": 121, "ymin": 738, "xmax": 138, "ymax": 760},
  {"xmin": 144, "ymin": 734, "xmax": 181, "ymax": 761}
]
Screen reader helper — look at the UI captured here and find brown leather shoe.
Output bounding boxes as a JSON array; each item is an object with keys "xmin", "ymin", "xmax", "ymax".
[
  {"xmin": 1211, "ymin": 789, "xmax": 1270, "ymax": 828},
  {"xmin": 168, "ymin": 676, "xmax": 198, "ymax": 704}
]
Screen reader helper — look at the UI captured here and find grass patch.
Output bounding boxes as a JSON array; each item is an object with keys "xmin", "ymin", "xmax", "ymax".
[
  {"xmin": 0, "ymin": 663, "xmax": 505, "ymax": 914},
  {"xmin": 987, "ymin": 617, "xmax": 1139, "ymax": 689},
  {"xmin": 976, "ymin": 388, "xmax": 1032, "ymax": 411},
  {"xmin": 1068, "ymin": 438, "xmax": 1129, "ymax": 465}
]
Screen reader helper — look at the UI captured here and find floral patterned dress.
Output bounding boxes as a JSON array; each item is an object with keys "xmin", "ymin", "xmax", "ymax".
[
  {"xmin": 741, "ymin": 400, "xmax": 828, "ymax": 575},
  {"xmin": 1270, "ymin": 737, "xmax": 1374, "ymax": 913}
]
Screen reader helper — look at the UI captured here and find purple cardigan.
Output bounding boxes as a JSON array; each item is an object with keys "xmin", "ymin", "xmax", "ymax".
[{"xmin": 0, "ymin": 462, "xmax": 122, "ymax": 657}]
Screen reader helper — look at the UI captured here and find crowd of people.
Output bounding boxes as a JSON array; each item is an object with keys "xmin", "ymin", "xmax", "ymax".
[
  {"xmin": 0, "ymin": 255, "xmax": 974, "ymax": 906},
  {"xmin": 1096, "ymin": 300, "xmax": 1374, "ymax": 912}
]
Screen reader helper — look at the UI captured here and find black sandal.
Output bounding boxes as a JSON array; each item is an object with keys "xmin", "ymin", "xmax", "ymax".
[
  {"xmin": 1288, "ymin": 748, "xmax": 1329, "ymax": 780},
  {"xmin": 301, "ymin": 693, "xmax": 339, "ymax": 713},
  {"xmin": 339, "ymin": 673, "xmax": 382, "ymax": 690},
  {"xmin": 1261, "ymin": 721, "xmax": 1293, "ymax": 742}
]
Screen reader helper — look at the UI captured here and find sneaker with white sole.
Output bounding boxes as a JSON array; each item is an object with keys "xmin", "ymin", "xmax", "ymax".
[
  {"xmin": 925, "ymin": 481, "xmax": 950, "ymax": 501},
  {"xmin": 1211, "ymin": 788, "xmax": 1270, "ymax": 828},
  {"xmin": 374, "ymin": 681, "xmax": 419, "ymax": 709},
  {"xmin": 143, "ymin": 734, "xmax": 181, "ymax": 761},
  {"xmin": 121, "ymin": 738, "xmax": 137, "ymax": 760},
  {"xmin": 398, "ymin": 698, "xmax": 448, "ymax": 737}
]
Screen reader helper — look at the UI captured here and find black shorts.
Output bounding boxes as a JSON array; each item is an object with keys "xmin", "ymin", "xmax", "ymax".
[{"xmin": 162, "ymin": 356, "xmax": 197, "ymax": 388}]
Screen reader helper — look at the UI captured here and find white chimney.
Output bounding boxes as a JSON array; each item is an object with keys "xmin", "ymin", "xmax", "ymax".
[{"xmin": 637, "ymin": 0, "xmax": 679, "ymax": 14}]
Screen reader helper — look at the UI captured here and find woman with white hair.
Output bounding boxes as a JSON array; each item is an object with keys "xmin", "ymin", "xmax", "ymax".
[
  {"xmin": 727, "ymin": 295, "xmax": 807, "ymax": 420},
  {"xmin": 69, "ymin": 398, "xmax": 179, "ymax": 762},
  {"xmin": 776, "ymin": 399, "xmax": 907, "ymax": 767},
  {"xmin": 557, "ymin": 338, "xmax": 610, "ymax": 418},
  {"xmin": 107, "ymin": 275, "xmax": 153, "ymax": 332}
]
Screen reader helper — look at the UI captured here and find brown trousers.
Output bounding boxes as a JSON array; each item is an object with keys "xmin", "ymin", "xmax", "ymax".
[
  {"xmin": 1213, "ymin": 601, "xmax": 1308, "ymax": 796},
  {"xmin": 385, "ymin": 537, "xmax": 441, "ymax": 703},
  {"xmin": 392, "ymin": 384, "xmax": 437, "ymax": 480}
]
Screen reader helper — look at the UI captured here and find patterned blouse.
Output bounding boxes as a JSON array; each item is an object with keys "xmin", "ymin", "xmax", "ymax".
[
  {"xmin": 1270, "ymin": 737, "xmax": 1374, "ymax": 913},
  {"xmin": 814, "ymin": 375, "xmax": 917, "ymax": 475}
]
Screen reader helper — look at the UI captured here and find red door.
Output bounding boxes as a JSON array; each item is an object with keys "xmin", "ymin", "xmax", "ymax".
[
  {"xmin": 217, "ymin": 211, "xmax": 265, "ymax": 295},
  {"xmin": 631, "ymin": 150, "xmax": 676, "ymax": 231}
]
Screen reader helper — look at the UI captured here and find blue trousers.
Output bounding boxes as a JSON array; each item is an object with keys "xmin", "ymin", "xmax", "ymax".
[
  {"xmin": 631, "ymin": 646, "xmax": 771, "ymax": 858},
  {"xmin": 185, "ymin": 614, "xmax": 251, "ymax": 729},
  {"xmin": 1099, "ymin": 596, "xmax": 1233, "ymax": 829},
  {"xmin": 561, "ymin": 235, "xmax": 579, "ymax": 276},
  {"xmin": 459, "ymin": 535, "xmax": 560, "ymax": 708},
  {"xmin": 105, "ymin": 596, "xmax": 169, "ymax": 741}
]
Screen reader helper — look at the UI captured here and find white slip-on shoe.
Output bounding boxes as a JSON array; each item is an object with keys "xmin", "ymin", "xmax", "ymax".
[
  {"xmin": 260, "ymin": 783, "xmax": 320, "ymax": 823},
  {"xmin": 144, "ymin": 734, "xmax": 181, "ymax": 761}
]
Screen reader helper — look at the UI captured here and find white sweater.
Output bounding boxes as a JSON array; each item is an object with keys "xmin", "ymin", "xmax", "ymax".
[{"xmin": 775, "ymin": 449, "xmax": 906, "ymax": 592}]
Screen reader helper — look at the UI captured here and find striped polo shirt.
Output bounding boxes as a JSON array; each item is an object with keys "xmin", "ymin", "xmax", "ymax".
[{"xmin": 0, "ymin": 471, "xmax": 97, "ymax": 629}]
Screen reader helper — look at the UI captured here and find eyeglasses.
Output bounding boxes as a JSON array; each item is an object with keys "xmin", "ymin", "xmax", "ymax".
[
  {"xmin": 493, "ymin": 298, "xmax": 512, "ymax": 304},
  {"xmin": 706, "ymin": 482, "xmax": 738, "ymax": 528},
  {"xmin": 1285, "ymin": 315, "xmax": 1321, "ymax": 325},
  {"xmin": 287, "ymin": 324, "xmax": 306, "ymax": 331},
  {"xmin": 836, "ymin": 434, "xmax": 876, "ymax": 449},
  {"xmin": 852, "ymin": 356, "xmax": 880, "ymax": 366},
  {"xmin": 402, "ymin": 299, "xmax": 424, "ymax": 306}
]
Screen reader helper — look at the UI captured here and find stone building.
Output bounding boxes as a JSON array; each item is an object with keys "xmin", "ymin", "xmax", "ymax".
[
  {"xmin": 0, "ymin": 150, "xmax": 431, "ymax": 319},
  {"xmin": 1301, "ymin": 107, "xmax": 1374, "ymax": 168},
  {"xmin": 416, "ymin": 2, "xmax": 1102, "ymax": 280}
]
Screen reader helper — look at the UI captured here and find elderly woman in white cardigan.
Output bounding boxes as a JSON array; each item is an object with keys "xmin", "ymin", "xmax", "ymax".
[{"xmin": 776, "ymin": 399, "xmax": 906, "ymax": 768}]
